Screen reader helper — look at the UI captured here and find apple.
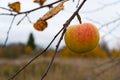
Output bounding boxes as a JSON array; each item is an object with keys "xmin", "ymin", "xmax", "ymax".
[{"xmin": 64, "ymin": 23, "xmax": 100, "ymax": 53}]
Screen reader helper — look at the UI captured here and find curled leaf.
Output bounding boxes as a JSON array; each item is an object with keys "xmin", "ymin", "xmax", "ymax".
[
  {"xmin": 33, "ymin": 18, "xmax": 47, "ymax": 31},
  {"xmin": 41, "ymin": 0, "xmax": 68, "ymax": 20},
  {"xmin": 8, "ymin": 1, "xmax": 20, "ymax": 12},
  {"xmin": 39, "ymin": 0, "xmax": 46, "ymax": 5},
  {"xmin": 33, "ymin": 0, "xmax": 46, "ymax": 6}
]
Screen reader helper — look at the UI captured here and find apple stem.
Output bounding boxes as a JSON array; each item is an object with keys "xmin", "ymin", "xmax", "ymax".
[
  {"xmin": 77, "ymin": 13, "xmax": 82, "ymax": 24},
  {"xmin": 63, "ymin": 0, "xmax": 86, "ymax": 28}
]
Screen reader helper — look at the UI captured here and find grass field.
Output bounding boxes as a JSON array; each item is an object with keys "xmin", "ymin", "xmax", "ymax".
[{"xmin": 0, "ymin": 57, "xmax": 120, "ymax": 80}]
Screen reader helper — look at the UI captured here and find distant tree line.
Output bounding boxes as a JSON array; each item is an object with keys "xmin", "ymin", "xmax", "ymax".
[{"xmin": 0, "ymin": 33, "xmax": 120, "ymax": 59}]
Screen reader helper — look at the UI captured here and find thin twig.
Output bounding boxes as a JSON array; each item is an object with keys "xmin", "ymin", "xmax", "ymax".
[
  {"xmin": 76, "ymin": 0, "xmax": 81, "ymax": 8},
  {"xmin": 16, "ymin": 13, "xmax": 32, "ymax": 25},
  {"xmin": 94, "ymin": 58, "xmax": 120, "ymax": 79},
  {"xmin": 8, "ymin": 22, "xmax": 65, "ymax": 80},
  {"xmin": 81, "ymin": 0, "xmax": 120, "ymax": 13},
  {"xmin": 4, "ymin": 16, "xmax": 16, "ymax": 46},
  {"xmin": 40, "ymin": 28, "xmax": 66, "ymax": 80},
  {"xmin": 26, "ymin": 14, "xmax": 32, "ymax": 24},
  {"xmin": 2, "ymin": 0, "xmax": 63, "ymax": 46},
  {"xmin": 17, "ymin": 14, "xmax": 27, "ymax": 25},
  {"xmin": 0, "ymin": 0, "xmax": 62, "ymax": 16},
  {"xmin": 0, "ymin": 7, "xmax": 12, "ymax": 12}
]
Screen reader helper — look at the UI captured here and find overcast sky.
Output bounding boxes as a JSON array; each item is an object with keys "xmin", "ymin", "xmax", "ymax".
[{"xmin": 0, "ymin": 0, "xmax": 120, "ymax": 49}]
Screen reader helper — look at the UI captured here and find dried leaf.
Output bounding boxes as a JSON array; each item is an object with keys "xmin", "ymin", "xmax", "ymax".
[
  {"xmin": 33, "ymin": 0, "xmax": 38, "ymax": 3},
  {"xmin": 39, "ymin": 0, "xmax": 46, "ymax": 5},
  {"xmin": 33, "ymin": 18, "xmax": 47, "ymax": 31},
  {"xmin": 33, "ymin": 0, "xmax": 46, "ymax": 5},
  {"xmin": 41, "ymin": 0, "xmax": 68, "ymax": 20},
  {"xmin": 8, "ymin": 1, "xmax": 20, "ymax": 12}
]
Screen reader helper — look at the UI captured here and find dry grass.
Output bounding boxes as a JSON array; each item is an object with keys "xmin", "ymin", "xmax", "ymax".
[{"xmin": 0, "ymin": 57, "xmax": 120, "ymax": 80}]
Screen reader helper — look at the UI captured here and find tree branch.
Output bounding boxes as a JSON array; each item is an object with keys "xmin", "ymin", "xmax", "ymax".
[
  {"xmin": 0, "ymin": 0, "xmax": 63, "ymax": 16},
  {"xmin": 8, "ymin": 0, "xmax": 87, "ymax": 80},
  {"xmin": 1, "ymin": 0, "xmax": 63, "ymax": 46},
  {"xmin": 40, "ymin": 0, "xmax": 86, "ymax": 79}
]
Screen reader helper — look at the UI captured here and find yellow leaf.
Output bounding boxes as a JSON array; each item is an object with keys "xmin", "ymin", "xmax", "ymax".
[
  {"xmin": 33, "ymin": 0, "xmax": 46, "ymax": 5},
  {"xmin": 33, "ymin": 0, "xmax": 38, "ymax": 3},
  {"xmin": 39, "ymin": 0, "xmax": 46, "ymax": 5},
  {"xmin": 25, "ymin": 46, "xmax": 33, "ymax": 53},
  {"xmin": 33, "ymin": 18, "xmax": 47, "ymax": 31},
  {"xmin": 41, "ymin": 0, "xmax": 68, "ymax": 20},
  {"xmin": 8, "ymin": 1, "xmax": 20, "ymax": 12}
]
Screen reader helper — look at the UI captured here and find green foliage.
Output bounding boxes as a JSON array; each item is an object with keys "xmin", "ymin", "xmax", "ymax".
[{"xmin": 26, "ymin": 33, "xmax": 36, "ymax": 50}]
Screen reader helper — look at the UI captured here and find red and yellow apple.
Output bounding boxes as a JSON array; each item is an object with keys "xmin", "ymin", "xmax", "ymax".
[{"xmin": 64, "ymin": 23, "xmax": 100, "ymax": 53}]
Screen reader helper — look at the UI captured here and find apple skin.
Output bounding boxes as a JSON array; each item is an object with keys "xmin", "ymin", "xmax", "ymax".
[{"xmin": 64, "ymin": 23, "xmax": 100, "ymax": 53}]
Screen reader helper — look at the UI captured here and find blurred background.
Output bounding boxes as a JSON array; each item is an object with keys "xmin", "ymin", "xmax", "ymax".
[{"xmin": 0, "ymin": 0, "xmax": 120, "ymax": 80}]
